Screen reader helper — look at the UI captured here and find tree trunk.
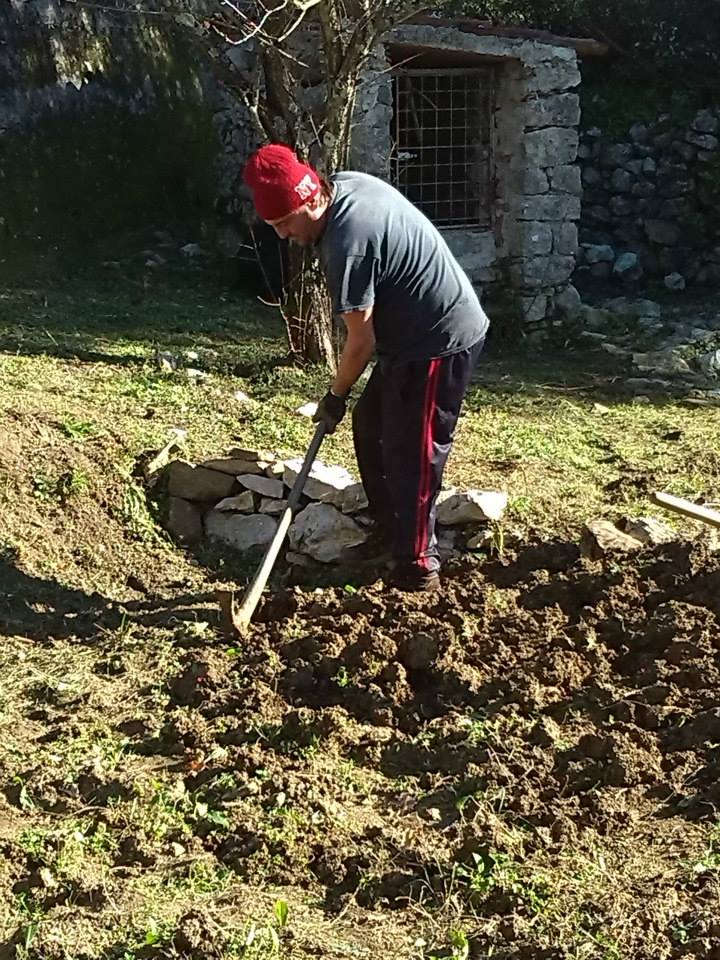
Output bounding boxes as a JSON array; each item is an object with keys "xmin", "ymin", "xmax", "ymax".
[{"xmin": 283, "ymin": 246, "xmax": 337, "ymax": 371}]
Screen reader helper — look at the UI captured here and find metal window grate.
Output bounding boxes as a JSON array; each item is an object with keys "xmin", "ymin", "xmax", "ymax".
[{"xmin": 391, "ymin": 68, "xmax": 495, "ymax": 228}]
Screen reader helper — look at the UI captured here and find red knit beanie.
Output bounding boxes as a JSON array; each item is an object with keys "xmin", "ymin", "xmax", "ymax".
[{"xmin": 243, "ymin": 144, "xmax": 321, "ymax": 221}]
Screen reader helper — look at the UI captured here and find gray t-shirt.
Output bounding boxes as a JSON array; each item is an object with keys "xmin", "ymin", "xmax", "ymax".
[{"xmin": 318, "ymin": 172, "xmax": 489, "ymax": 362}]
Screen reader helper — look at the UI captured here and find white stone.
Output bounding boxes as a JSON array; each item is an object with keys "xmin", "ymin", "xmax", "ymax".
[
  {"xmin": 289, "ymin": 503, "xmax": 368, "ymax": 563},
  {"xmin": 259, "ymin": 497, "xmax": 286, "ymax": 516},
  {"xmin": 580, "ymin": 520, "xmax": 644, "ymax": 559},
  {"xmin": 296, "ymin": 402, "xmax": 318, "ymax": 418},
  {"xmin": 205, "ymin": 512, "xmax": 277, "ymax": 551},
  {"xmin": 237, "ymin": 474, "xmax": 285, "ymax": 498},
  {"xmin": 215, "ymin": 491, "xmax": 255, "ymax": 513},
  {"xmin": 622, "ymin": 517, "xmax": 675, "ymax": 546},
  {"xmin": 467, "ymin": 529, "xmax": 495, "ymax": 550},
  {"xmin": 283, "ymin": 458, "xmax": 356, "ymax": 506},
  {"xmin": 436, "ymin": 489, "xmax": 508, "ymax": 525}
]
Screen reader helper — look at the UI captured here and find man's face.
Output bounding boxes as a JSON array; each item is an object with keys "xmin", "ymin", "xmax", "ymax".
[{"xmin": 267, "ymin": 205, "xmax": 316, "ymax": 246}]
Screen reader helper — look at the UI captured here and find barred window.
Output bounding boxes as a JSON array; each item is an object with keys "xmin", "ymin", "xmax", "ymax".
[{"xmin": 391, "ymin": 68, "xmax": 495, "ymax": 228}]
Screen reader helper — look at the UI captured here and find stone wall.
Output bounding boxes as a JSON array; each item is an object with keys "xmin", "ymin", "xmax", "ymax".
[
  {"xmin": 577, "ymin": 108, "xmax": 720, "ymax": 290},
  {"xmin": 0, "ymin": 0, "xmax": 216, "ymax": 259}
]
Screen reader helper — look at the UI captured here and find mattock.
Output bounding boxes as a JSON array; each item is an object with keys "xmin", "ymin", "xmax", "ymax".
[{"xmin": 651, "ymin": 491, "xmax": 720, "ymax": 529}]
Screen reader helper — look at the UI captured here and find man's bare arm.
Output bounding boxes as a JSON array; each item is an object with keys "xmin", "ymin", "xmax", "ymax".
[{"xmin": 331, "ymin": 307, "xmax": 376, "ymax": 397}]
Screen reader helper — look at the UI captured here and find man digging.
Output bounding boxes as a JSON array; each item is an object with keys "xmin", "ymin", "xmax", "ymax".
[{"xmin": 244, "ymin": 145, "xmax": 489, "ymax": 592}]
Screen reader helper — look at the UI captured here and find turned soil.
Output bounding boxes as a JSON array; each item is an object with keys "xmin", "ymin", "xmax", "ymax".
[{"xmin": 3, "ymin": 534, "xmax": 720, "ymax": 958}]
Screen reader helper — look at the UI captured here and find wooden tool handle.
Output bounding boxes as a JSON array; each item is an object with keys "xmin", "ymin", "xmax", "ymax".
[
  {"xmin": 230, "ymin": 422, "xmax": 327, "ymax": 631},
  {"xmin": 651, "ymin": 491, "xmax": 720, "ymax": 529}
]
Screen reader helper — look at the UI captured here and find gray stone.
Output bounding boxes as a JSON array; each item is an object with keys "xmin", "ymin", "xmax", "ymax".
[
  {"xmin": 632, "ymin": 179, "xmax": 657, "ymax": 199},
  {"xmin": 199, "ymin": 457, "xmax": 268, "ymax": 476},
  {"xmin": 692, "ymin": 109, "xmax": 719, "ymax": 135},
  {"xmin": 526, "ymin": 93, "xmax": 580, "ymax": 129},
  {"xmin": 646, "ymin": 220, "xmax": 681, "ymax": 245},
  {"xmin": 237, "ymin": 474, "xmax": 285, "ymax": 498},
  {"xmin": 511, "ymin": 255, "xmax": 575, "ymax": 287},
  {"xmin": 664, "ymin": 272, "xmax": 686, "ymax": 292},
  {"xmin": 554, "ymin": 283, "xmax": 582, "ymax": 319},
  {"xmin": 624, "ymin": 377, "xmax": 673, "ymax": 393},
  {"xmin": 584, "ymin": 244, "xmax": 615, "ymax": 264},
  {"xmin": 673, "ymin": 141, "xmax": 697, "ymax": 162},
  {"xmin": 613, "ymin": 252, "xmax": 643, "ymax": 282},
  {"xmin": 609, "ymin": 196, "xmax": 635, "ymax": 217},
  {"xmin": 686, "ymin": 131, "xmax": 718, "ymax": 151},
  {"xmin": 600, "ymin": 342, "xmax": 630, "ymax": 357},
  {"xmin": 520, "ymin": 295, "xmax": 548, "ymax": 324},
  {"xmin": 580, "ymin": 520, "xmax": 644, "ymax": 560},
  {"xmin": 259, "ymin": 497, "xmax": 286, "ymax": 515},
  {"xmin": 658, "ymin": 179, "xmax": 693, "ymax": 200},
  {"xmin": 603, "ymin": 298, "xmax": 662, "ymax": 319},
  {"xmin": 517, "ymin": 195, "xmax": 581, "ymax": 221},
  {"xmin": 578, "ymin": 144, "xmax": 594, "ymax": 161},
  {"xmin": 340, "ymin": 482, "xmax": 370, "ymax": 515},
  {"xmin": 582, "ymin": 166, "xmax": 602, "ymax": 187},
  {"xmin": 180, "ymin": 243, "xmax": 204, "ymax": 258},
  {"xmin": 205, "ymin": 512, "xmax": 277, "ymax": 551},
  {"xmin": 698, "ymin": 349, "xmax": 720, "ymax": 378},
  {"xmin": 642, "ymin": 157, "xmax": 658, "ymax": 175},
  {"xmin": 524, "ymin": 167, "xmax": 549, "ymax": 194},
  {"xmin": 629, "ymin": 122, "xmax": 649, "ymax": 144},
  {"xmin": 586, "ymin": 205, "xmax": 612, "ymax": 223},
  {"xmin": 549, "ymin": 164, "xmax": 582, "ymax": 194},
  {"xmin": 514, "ymin": 221, "xmax": 553, "ymax": 256},
  {"xmin": 288, "ymin": 503, "xmax": 367, "ymax": 563},
  {"xmin": 283, "ymin": 458, "xmax": 355, "ymax": 507},
  {"xmin": 525, "ymin": 60, "xmax": 581, "ymax": 94},
  {"xmin": 166, "ymin": 461, "xmax": 237, "ymax": 501},
  {"xmin": 523, "ymin": 128, "xmax": 578, "ymax": 167},
  {"xmin": 215, "ymin": 491, "xmax": 256, "ymax": 513},
  {"xmin": 698, "ymin": 149, "xmax": 717, "ymax": 163},
  {"xmin": 611, "ymin": 169, "xmax": 633, "ymax": 193},
  {"xmin": 436, "ymin": 489, "xmax": 507, "ymax": 525},
  {"xmin": 624, "ymin": 159, "xmax": 645, "ymax": 176},
  {"xmin": 166, "ymin": 498, "xmax": 203, "ymax": 543},
  {"xmin": 633, "ymin": 350, "xmax": 691, "ymax": 375},
  {"xmin": 600, "ymin": 143, "xmax": 634, "ymax": 169},
  {"xmin": 621, "ymin": 517, "xmax": 675, "ymax": 546}
]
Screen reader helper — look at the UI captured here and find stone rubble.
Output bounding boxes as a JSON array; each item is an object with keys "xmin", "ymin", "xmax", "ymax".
[
  {"xmin": 575, "ymin": 107, "xmax": 720, "ymax": 291},
  {"xmin": 159, "ymin": 448, "xmax": 508, "ymax": 566}
]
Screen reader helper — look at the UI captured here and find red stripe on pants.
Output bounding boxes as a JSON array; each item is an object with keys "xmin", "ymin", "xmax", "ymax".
[{"xmin": 414, "ymin": 357, "xmax": 442, "ymax": 565}]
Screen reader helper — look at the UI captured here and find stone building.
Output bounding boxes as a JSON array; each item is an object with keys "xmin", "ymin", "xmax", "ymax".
[{"xmin": 218, "ymin": 17, "xmax": 606, "ymax": 331}]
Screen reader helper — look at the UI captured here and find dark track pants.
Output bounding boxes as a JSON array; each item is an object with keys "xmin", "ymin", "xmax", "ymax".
[{"xmin": 352, "ymin": 339, "xmax": 484, "ymax": 574}]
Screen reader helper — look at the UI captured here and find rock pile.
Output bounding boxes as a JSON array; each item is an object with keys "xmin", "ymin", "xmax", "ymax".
[
  {"xmin": 577, "ymin": 108, "xmax": 720, "ymax": 289},
  {"xmin": 160, "ymin": 448, "xmax": 508, "ymax": 566}
]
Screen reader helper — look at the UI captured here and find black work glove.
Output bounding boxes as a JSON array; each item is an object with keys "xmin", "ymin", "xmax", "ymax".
[{"xmin": 313, "ymin": 390, "xmax": 347, "ymax": 435}]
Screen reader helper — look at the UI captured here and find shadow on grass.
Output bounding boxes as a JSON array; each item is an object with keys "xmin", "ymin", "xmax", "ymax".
[{"xmin": 0, "ymin": 547, "xmax": 225, "ymax": 643}]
